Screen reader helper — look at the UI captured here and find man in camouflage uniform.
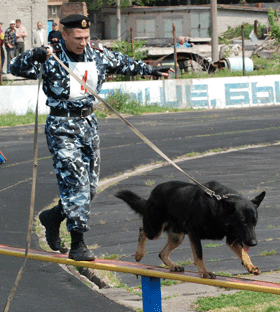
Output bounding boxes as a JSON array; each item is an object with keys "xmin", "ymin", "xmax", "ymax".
[{"xmin": 11, "ymin": 14, "xmax": 172, "ymax": 261}]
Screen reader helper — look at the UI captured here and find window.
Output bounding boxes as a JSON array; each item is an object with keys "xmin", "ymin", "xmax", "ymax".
[
  {"xmin": 136, "ymin": 19, "xmax": 155, "ymax": 38},
  {"xmin": 163, "ymin": 18, "xmax": 183, "ymax": 38}
]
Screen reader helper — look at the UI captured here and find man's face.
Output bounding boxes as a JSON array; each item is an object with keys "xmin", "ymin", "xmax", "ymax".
[
  {"xmin": 10, "ymin": 23, "xmax": 15, "ymax": 30},
  {"xmin": 37, "ymin": 23, "xmax": 42, "ymax": 30},
  {"xmin": 53, "ymin": 25, "xmax": 58, "ymax": 31},
  {"xmin": 62, "ymin": 28, "xmax": 90, "ymax": 55},
  {"xmin": 16, "ymin": 21, "xmax": 21, "ymax": 28}
]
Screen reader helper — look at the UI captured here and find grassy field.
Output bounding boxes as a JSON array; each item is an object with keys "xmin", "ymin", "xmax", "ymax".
[
  {"xmin": 194, "ymin": 289, "xmax": 280, "ymax": 311},
  {"xmin": 0, "ymin": 105, "xmax": 193, "ymax": 127}
]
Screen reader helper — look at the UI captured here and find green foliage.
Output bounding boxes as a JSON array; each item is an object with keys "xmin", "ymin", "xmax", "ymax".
[
  {"xmin": 105, "ymin": 89, "xmax": 133, "ymax": 111},
  {"xmin": 110, "ymin": 40, "xmax": 148, "ymax": 81},
  {"xmin": 268, "ymin": 8, "xmax": 278, "ymax": 26},
  {"xmin": 268, "ymin": 8, "xmax": 280, "ymax": 43},
  {"xmin": 112, "ymin": 39, "xmax": 148, "ymax": 60},
  {"xmin": 103, "ymin": 89, "xmax": 187, "ymax": 116},
  {"xmin": 218, "ymin": 22, "xmax": 267, "ymax": 44}
]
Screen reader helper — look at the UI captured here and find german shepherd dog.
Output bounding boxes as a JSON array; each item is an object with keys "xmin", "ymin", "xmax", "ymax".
[{"xmin": 115, "ymin": 181, "xmax": 266, "ymax": 279}]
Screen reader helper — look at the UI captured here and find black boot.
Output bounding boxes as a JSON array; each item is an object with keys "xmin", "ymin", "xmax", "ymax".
[
  {"xmin": 68, "ymin": 230, "xmax": 96, "ymax": 261},
  {"xmin": 39, "ymin": 201, "xmax": 67, "ymax": 252}
]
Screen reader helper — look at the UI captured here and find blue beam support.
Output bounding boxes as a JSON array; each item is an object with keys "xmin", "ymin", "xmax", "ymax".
[{"xmin": 141, "ymin": 276, "xmax": 162, "ymax": 312}]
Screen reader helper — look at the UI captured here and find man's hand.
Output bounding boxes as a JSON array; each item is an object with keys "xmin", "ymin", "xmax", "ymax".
[
  {"xmin": 151, "ymin": 66, "xmax": 175, "ymax": 78},
  {"xmin": 32, "ymin": 47, "xmax": 51, "ymax": 63}
]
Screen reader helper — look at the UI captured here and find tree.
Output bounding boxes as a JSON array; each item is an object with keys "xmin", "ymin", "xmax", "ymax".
[{"xmin": 111, "ymin": 39, "xmax": 148, "ymax": 59}]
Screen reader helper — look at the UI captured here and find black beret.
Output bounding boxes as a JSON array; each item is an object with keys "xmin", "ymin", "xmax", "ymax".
[{"xmin": 60, "ymin": 14, "xmax": 91, "ymax": 29}]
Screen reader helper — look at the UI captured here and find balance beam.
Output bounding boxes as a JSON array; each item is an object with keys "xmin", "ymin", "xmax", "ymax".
[{"xmin": 1, "ymin": 244, "xmax": 280, "ymax": 311}]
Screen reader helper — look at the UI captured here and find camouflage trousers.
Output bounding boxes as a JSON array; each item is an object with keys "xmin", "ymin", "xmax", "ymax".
[{"xmin": 45, "ymin": 113, "xmax": 100, "ymax": 233}]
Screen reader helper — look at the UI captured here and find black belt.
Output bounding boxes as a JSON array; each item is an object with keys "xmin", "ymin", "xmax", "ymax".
[{"xmin": 50, "ymin": 107, "xmax": 93, "ymax": 118}]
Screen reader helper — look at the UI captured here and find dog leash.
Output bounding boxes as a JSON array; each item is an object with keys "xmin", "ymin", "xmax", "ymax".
[
  {"xmin": 3, "ymin": 66, "xmax": 42, "ymax": 312},
  {"xmin": 50, "ymin": 52, "xmax": 227, "ymax": 201}
]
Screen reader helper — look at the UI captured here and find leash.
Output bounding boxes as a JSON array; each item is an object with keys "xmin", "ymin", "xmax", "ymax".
[
  {"xmin": 3, "ymin": 66, "xmax": 42, "ymax": 312},
  {"xmin": 50, "ymin": 52, "xmax": 226, "ymax": 201}
]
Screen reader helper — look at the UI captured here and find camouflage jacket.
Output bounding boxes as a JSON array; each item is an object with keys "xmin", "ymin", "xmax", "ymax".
[{"xmin": 10, "ymin": 42, "xmax": 153, "ymax": 110}]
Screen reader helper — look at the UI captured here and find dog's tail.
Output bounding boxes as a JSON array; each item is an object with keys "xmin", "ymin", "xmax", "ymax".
[{"xmin": 115, "ymin": 190, "xmax": 146, "ymax": 216}]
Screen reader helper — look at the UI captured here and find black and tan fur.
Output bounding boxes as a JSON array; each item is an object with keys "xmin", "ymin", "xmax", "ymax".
[{"xmin": 115, "ymin": 181, "xmax": 265, "ymax": 279}]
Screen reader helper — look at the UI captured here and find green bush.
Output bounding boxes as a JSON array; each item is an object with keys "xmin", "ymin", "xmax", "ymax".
[
  {"xmin": 268, "ymin": 8, "xmax": 280, "ymax": 43},
  {"xmin": 219, "ymin": 22, "xmax": 267, "ymax": 44}
]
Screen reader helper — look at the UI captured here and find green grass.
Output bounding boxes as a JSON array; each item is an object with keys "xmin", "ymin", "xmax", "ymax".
[
  {"xmin": 0, "ymin": 112, "xmax": 48, "ymax": 127},
  {"xmin": 101, "ymin": 254, "xmax": 120, "ymax": 260},
  {"xmin": 181, "ymin": 55, "xmax": 280, "ymax": 80},
  {"xmin": 177, "ymin": 259, "xmax": 194, "ymax": 266},
  {"xmin": 260, "ymin": 249, "xmax": 277, "ymax": 256},
  {"xmin": 0, "ymin": 104, "xmax": 191, "ymax": 127},
  {"xmin": 195, "ymin": 290, "xmax": 280, "ymax": 311},
  {"xmin": 161, "ymin": 279, "xmax": 180, "ymax": 287},
  {"xmin": 205, "ymin": 243, "xmax": 224, "ymax": 248}
]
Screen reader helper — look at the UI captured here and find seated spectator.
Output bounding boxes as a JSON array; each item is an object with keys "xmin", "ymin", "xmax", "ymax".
[{"xmin": 174, "ymin": 36, "xmax": 193, "ymax": 48}]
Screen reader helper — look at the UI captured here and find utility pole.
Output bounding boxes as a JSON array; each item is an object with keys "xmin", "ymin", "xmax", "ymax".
[
  {"xmin": 116, "ymin": 0, "xmax": 121, "ymax": 41},
  {"xmin": 241, "ymin": 24, "xmax": 245, "ymax": 76},
  {"xmin": 130, "ymin": 28, "xmax": 136, "ymax": 81},
  {"xmin": 210, "ymin": 0, "xmax": 219, "ymax": 62}
]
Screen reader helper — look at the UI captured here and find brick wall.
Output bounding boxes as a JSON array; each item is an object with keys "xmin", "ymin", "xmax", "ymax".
[{"xmin": 61, "ymin": 2, "xmax": 88, "ymax": 19}]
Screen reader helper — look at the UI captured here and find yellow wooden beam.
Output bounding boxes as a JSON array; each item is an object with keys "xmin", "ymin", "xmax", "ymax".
[{"xmin": 1, "ymin": 244, "xmax": 280, "ymax": 295}]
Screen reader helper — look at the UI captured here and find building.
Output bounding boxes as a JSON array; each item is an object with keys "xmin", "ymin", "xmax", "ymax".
[
  {"xmin": 98, "ymin": 5, "xmax": 270, "ymax": 41},
  {"xmin": 0, "ymin": 0, "xmax": 48, "ymax": 52}
]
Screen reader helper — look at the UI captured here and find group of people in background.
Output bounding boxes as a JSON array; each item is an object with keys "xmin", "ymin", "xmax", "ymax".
[
  {"xmin": 0, "ymin": 20, "xmax": 62, "ymax": 74},
  {"xmin": 0, "ymin": 19, "xmax": 27, "ymax": 74}
]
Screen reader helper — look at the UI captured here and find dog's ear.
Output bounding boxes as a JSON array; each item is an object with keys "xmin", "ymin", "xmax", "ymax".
[{"xmin": 251, "ymin": 191, "xmax": 266, "ymax": 207}]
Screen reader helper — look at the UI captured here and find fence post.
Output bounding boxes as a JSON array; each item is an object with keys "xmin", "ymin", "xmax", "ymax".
[
  {"xmin": 141, "ymin": 276, "xmax": 162, "ymax": 312},
  {"xmin": 130, "ymin": 27, "xmax": 136, "ymax": 81},
  {"xmin": 241, "ymin": 24, "xmax": 245, "ymax": 76},
  {"xmin": 172, "ymin": 23, "xmax": 178, "ymax": 79}
]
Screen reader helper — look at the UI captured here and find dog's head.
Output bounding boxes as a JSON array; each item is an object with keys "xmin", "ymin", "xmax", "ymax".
[{"xmin": 223, "ymin": 191, "xmax": 266, "ymax": 248}]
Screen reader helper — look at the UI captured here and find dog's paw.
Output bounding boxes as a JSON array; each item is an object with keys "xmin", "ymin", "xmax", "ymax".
[
  {"xmin": 135, "ymin": 252, "xmax": 144, "ymax": 262},
  {"xmin": 199, "ymin": 271, "xmax": 216, "ymax": 279},
  {"xmin": 242, "ymin": 262, "xmax": 261, "ymax": 275},
  {"xmin": 170, "ymin": 265, "xmax": 184, "ymax": 272},
  {"xmin": 250, "ymin": 266, "xmax": 261, "ymax": 275}
]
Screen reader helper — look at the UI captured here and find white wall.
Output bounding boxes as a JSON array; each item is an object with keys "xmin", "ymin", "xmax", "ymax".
[
  {"xmin": 0, "ymin": 85, "xmax": 48, "ymax": 115},
  {"xmin": 1, "ymin": 74, "xmax": 280, "ymax": 115},
  {"xmin": 217, "ymin": 9, "xmax": 269, "ymax": 34}
]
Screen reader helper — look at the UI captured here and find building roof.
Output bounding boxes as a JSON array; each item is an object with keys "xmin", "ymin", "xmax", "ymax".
[{"xmin": 102, "ymin": 4, "xmax": 270, "ymax": 14}]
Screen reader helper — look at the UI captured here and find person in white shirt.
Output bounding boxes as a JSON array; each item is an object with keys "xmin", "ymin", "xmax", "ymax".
[
  {"xmin": 15, "ymin": 19, "xmax": 27, "ymax": 56},
  {"xmin": 33, "ymin": 22, "xmax": 46, "ymax": 47}
]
